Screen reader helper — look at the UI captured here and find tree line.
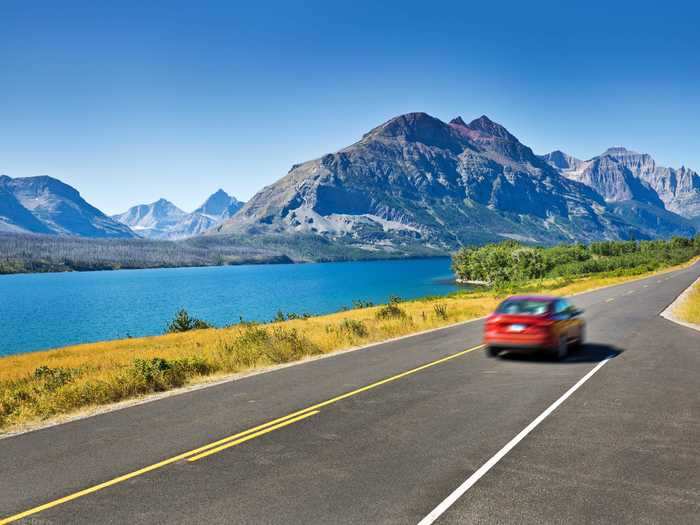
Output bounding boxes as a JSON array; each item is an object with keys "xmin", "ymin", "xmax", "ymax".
[{"xmin": 452, "ymin": 236, "xmax": 700, "ymax": 285}]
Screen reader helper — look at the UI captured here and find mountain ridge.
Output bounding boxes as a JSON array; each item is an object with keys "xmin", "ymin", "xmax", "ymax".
[
  {"xmin": 541, "ymin": 146, "xmax": 700, "ymax": 221},
  {"xmin": 213, "ymin": 112, "xmax": 697, "ymax": 246},
  {"xmin": 113, "ymin": 189, "xmax": 244, "ymax": 240},
  {"xmin": 0, "ymin": 175, "xmax": 136, "ymax": 238}
]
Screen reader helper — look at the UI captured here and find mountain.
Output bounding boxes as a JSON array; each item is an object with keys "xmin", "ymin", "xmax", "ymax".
[
  {"xmin": 597, "ymin": 147, "xmax": 700, "ymax": 220},
  {"xmin": 212, "ymin": 112, "xmax": 694, "ymax": 248},
  {"xmin": 0, "ymin": 175, "xmax": 136, "ymax": 238},
  {"xmin": 541, "ymin": 147, "xmax": 699, "ymax": 235},
  {"xmin": 112, "ymin": 199, "xmax": 187, "ymax": 239},
  {"xmin": 540, "ymin": 150, "xmax": 584, "ymax": 171},
  {"xmin": 194, "ymin": 189, "xmax": 243, "ymax": 221},
  {"xmin": 113, "ymin": 190, "xmax": 244, "ymax": 240}
]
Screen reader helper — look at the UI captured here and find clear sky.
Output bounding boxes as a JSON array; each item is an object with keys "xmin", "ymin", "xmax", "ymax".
[{"xmin": 1, "ymin": 0, "xmax": 698, "ymax": 215}]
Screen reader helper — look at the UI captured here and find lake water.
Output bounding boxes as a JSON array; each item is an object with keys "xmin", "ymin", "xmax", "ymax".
[{"xmin": 0, "ymin": 258, "xmax": 460, "ymax": 356}]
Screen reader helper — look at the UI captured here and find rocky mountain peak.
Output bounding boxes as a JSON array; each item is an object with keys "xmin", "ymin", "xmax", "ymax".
[
  {"xmin": 369, "ymin": 112, "xmax": 446, "ymax": 136},
  {"xmin": 602, "ymin": 147, "xmax": 636, "ymax": 157},
  {"xmin": 195, "ymin": 189, "xmax": 243, "ymax": 218},
  {"xmin": 466, "ymin": 115, "xmax": 512, "ymax": 138},
  {"xmin": 151, "ymin": 198, "xmax": 185, "ymax": 215},
  {"xmin": 363, "ymin": 112, "xmax": 464, "ymax": 152},
  {"xmin": 541, "ymin": 150, "xmax": 582, "ymax": 170},
  {"xmin": 449, "ymin": 116, "xmax": 468, "ymax": 127}
]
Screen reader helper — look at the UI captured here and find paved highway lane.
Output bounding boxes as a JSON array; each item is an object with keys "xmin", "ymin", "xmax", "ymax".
[{"xmin": 1, "ymin": 263, "xmax": 699, "ymax": 523}]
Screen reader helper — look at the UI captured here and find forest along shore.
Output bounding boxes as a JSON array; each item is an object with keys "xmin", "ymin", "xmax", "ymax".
[{"xmin": 0, "ymin": 233, "xmax": 445, "ymax": 275}]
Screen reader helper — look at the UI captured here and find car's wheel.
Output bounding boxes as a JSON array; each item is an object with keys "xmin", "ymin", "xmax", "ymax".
[
  {"xmin": 555, "ymin": 335, "xmax": 568, "ymax": 361},
  {"xmin": 486, "ymin": 346, "xmax": 499, "ymax": 358}
]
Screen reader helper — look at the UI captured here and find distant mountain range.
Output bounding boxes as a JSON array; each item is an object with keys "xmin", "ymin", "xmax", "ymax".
[
  {"xmin": 213, "ymin": 113, "xmax": 698, "ymax": 246},
  {"xmin": 0, "ymin": 177, "xmax": 244, "ymax": 240},
  {"xmin": 2, "ymin": 113, "xmax": 699, "ymax": 255},
  {"xmin": 540, "ymin": 147, "xmax": 700, "ymax": 222},
  {"xmin": 0, "ymin": 175, "xmax": 135, "ymax": 238},
  {"xmin": 112, "ymin": 189, "xmax": 244, "ymax": 240}
]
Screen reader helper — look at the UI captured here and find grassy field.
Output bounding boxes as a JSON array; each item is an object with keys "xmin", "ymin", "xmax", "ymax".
[
  {"xmin": 1, "ymin": 259, "xmax": 697, "ymax": 434},
  {"xmin": 674, "ymin": 278, "xmax": 700, "ymax": 325}
]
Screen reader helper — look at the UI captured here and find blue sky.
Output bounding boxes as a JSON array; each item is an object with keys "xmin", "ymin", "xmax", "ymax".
[{"xmin": 1, "ymin": 0, "xmax": 698, "ymax": 214}]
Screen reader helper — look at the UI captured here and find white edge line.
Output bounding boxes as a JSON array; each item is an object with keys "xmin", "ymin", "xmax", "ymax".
[
  {"xmin": 659, "ymin": 275, "xmax": 700, "ymax": 333},
  {"xmin": 417, "ymin": 356, "xmax": 613, "ymax": 525}
]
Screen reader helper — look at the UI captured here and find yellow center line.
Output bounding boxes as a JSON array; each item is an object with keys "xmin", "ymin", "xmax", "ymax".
[
  {"xmin": 0, "ymin": 343, "xmax": 484, "ymax": 524},
  {"xmin": 188, "ymin": 411, "xmax": 320, "ymax": 462},
  {"xmin": 605, "ymin": 298, "xmax": 615, "ymax": 302}
]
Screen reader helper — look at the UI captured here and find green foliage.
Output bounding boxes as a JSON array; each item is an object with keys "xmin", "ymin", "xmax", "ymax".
[
  {"xmin": 433, "ymin": 303, "xmax": 448, "ymax": 320},
  {"xmin": 130, "ymin": 356, "xmax": 214, "ymax": 391},
  {"xmin": 351, "ymin": 299, "xmax": 375, "ymax": 309},
  {"xmin": 452, "ymin": 236, "xmax": 700, "ymax": 285},
  {"xmin": 376, "ymin": 296, "xmax": 407, "ymax": 320},
  {"xmin": 451, "ymin": 241, "xmax": 548, "ymax": 284},
  {"xmin": 273, "ymin": 311, "xmax": 311, "ymax": 322},
  {"xmin": 166, "ymin": 309, "xmax": 212, "ymax": 333},
  {"xmin": 339, "ymin": 319, "xmax": 369, "ymax": 338},
  {"xmin": 33, "ymin": 366, "xmax": 76, "ymax": 391}
]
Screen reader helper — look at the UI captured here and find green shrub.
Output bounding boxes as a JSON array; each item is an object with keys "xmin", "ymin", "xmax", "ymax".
[
  {"xmin": 340, "ymin": 319, "xmax": 369, "ymax": 338},
  {"xmin": 166, "ymin": 309, "xmax": 212, "ymax": 333},
  {"xmin": 130, "ymin": 357, "xmax": 181, "ymax": 391},
  {"xmin": 33, "ymin": 365, "xmax": 76, "ymax": 391},
  {"xmin": 376, "ymin": 296, "xmax": 407, "ymax": 320},
  {"xmin": 273, "ymin": 311, "xmax": 311, "ymax": 322},
  {"xmin": 351, "ymin": 299, "xmax": 374, "ymax": 309},
  {"xmin": 262, "ymin": 327, "xmax": 320, "ymax": 364},
  {"xmin": 221, "ymin": 326, "xmax": 320, "ymax": 366}
]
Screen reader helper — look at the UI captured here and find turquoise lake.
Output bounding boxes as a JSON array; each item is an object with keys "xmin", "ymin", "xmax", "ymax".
[{"xmin": 0, "ymin": 257, "xmax": 460, "ymax": 356}]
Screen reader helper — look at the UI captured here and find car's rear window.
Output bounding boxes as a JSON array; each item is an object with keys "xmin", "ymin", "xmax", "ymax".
[{"xmin": 496, "ymin": 300, "xmax": 550, "ymax": 315}]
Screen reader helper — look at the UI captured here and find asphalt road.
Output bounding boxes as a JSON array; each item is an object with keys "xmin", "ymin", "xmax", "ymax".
[{"xmin": 1, "ymin": 263, "xmax": 699, "ymax": 524}]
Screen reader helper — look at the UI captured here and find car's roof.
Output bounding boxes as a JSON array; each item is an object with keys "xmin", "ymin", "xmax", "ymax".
[{"xmin": 502, "ymin": 295, "xmax": 560, "ymax": 302}]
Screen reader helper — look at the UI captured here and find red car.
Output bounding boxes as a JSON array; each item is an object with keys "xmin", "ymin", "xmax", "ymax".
[{"xmin": 484, "ymin": 295, "xmax": 585, "ymax": 360}]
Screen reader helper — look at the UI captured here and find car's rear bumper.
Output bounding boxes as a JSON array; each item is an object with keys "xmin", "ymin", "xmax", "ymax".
[{"xmin": 484, "ymin": 333, "xmax": 556, "ymax": 351}]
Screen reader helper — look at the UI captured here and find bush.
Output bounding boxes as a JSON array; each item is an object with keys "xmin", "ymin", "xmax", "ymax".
[
  {"xmin": 166, "ymin": 309, "xmax": 212, "ymax": 333},
  {"xmin": 131, "ymin": 358, "xmax": 181, "ymax": 391},
  {"xmin": 376, "ymin": 296, "xmax": 407, "ymax": 320},
  {"xmin": 340, "ymin": 319, "xmax": 369, "ymax": 338},
  {"xmin": 218, "ymin": 325, "xmax": 320, "ymax": 368},
  {"xmin": 128, "ymin": 356, "xmax": 215, "ymax": 392},
  {"xmin": 263, "ymin": 327, "xmax": 319, "ymax": 364},
  {"xmin": 351, "ymin": 299, "xmax": 374, "ymax": 309},
  {"xmin": 33, "ymin": 365, "xmax": 76, "ymax": 391},
  {"xmin": 218, "ymin": 325, "xmax": 270, "ymax": 368},
  {"xmin": 433, "ymin": 303, "xmax": 448, "ymax": 320},
  {"xmin": 273, "ymin": 311, "xmax": 311, "ymax": 322}
]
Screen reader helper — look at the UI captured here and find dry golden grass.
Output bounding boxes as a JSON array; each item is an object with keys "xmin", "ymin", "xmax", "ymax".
[
  {"xmin": 675, "ymin": 279, "xmax": 700, "ymax": 325},
  {"xmin": 0, "ymin": 258, "xmax": 696, "ymax": 432}
]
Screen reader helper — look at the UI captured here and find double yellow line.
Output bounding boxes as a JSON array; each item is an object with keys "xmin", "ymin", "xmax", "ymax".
[{"xmin": 1, "ymin": 343, "xmax": 484, "ymax": 524}]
